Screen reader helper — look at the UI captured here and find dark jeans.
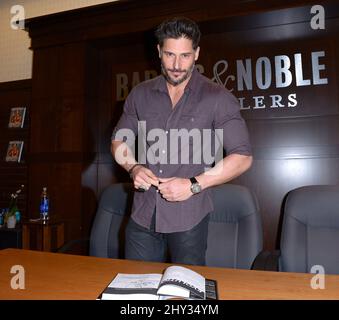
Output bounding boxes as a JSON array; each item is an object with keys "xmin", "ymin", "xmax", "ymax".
[{"xmin": 125, "ymin": 212, "xmax": 209, "ymax": 266}]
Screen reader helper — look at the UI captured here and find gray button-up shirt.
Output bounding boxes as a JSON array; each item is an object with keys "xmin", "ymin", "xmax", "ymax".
[{"xmin": 112, "ymin": 68, "xmax": 251, "ymax": 233}]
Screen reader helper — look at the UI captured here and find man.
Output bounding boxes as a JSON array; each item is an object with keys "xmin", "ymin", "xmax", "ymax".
[{"xmin": 111, "ymin": 17, "xmax": 252, "ymax": 265}]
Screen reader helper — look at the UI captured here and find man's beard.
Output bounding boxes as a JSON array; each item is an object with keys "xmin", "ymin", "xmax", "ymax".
[{"xmin": 161, "ymin": 62, "xmax": 195, "ymax": 86}]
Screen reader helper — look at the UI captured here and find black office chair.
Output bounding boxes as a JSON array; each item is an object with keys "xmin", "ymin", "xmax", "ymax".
[
  {"xmin": 89, "ymin": 183, "xmax": 133, "ymax": 258},
  {"xmin": 254, "ymin": 185, "xmax": 339, "ymax": 274},
  {"xmin": 88, "ymin": 182, "xmax": 263, "ymax": 269},
  {"xmin": 206, "ymin": 183, "xmax": 263, "ymax": 269},
  {"xmin": 57, "ymin": 183, "xmax": 133, "ymax": 256}
]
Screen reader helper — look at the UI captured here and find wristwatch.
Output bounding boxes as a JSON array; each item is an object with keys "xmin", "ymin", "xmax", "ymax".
[{"xmin": 190, "ymin": 177, "xmax": 202, "ymax": 194}]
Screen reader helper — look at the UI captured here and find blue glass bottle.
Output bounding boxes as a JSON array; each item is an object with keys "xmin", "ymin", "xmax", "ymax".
[{"xmin": 40, "ymin": 187, "xmax": 49, "ymax": 221}]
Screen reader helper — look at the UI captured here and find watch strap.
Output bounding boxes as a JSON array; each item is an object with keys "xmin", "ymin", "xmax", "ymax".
[{"xmin": 190, "ymin": 177, "xmax": 198, "ymax": 184}]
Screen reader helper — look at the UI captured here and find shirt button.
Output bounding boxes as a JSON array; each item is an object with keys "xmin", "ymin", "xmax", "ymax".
[
  {"xmin": 159, "ymin": 169, "xmax": 163, "ymax": 173},
  {"xmin": 162, "ymin": 150, "xmax": 166, "ymax": 154},
  {"xmin": 165, "ymin": 130, "xmax": 168, "ymax": 134}
]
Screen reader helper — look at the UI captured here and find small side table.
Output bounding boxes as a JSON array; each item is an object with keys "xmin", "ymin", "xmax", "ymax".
[{"xmin": 22, "ymin": 219, "xmax": 65, "ymax": 252}]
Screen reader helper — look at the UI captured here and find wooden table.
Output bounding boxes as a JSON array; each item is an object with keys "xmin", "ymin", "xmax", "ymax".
[{"xmin": 1, "ymin": 248, "xmax": 339, "ymax": 300}]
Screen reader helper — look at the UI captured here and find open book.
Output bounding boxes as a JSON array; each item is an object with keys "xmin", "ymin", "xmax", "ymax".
[{"xmin": 99, "ymin": 265, "xmax": 218, "ymax": 300}]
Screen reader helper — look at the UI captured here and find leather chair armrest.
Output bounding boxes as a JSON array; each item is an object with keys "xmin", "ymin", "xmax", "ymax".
[{"xmin": 251, "ymin": 250, "xmax": 280, "ymax": 271}]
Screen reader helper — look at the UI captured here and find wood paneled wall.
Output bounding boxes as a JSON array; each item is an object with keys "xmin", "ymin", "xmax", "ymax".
[
  {"xmin": 0, "ymin": 80, "xmax": 31, "ymax": 218},
  {"xmin": 24, "ymin": 0, "xmax": 339, "ymax": 250}
]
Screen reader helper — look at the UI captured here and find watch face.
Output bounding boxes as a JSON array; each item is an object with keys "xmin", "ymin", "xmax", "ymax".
[{"xmin": 191, "ymin": 183, "xmax": 201, "ymax": 194}]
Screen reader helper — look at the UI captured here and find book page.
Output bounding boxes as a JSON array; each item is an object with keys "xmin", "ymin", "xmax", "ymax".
[
  {"xmin": 108, "ymin": 273, "xmax": 162, "ymax": 289},
  {"xmin": 158, "ymin": 266, "xmax": 205, "ymax": 299},
  {"xmin": 100, "ymin": 273, "xmax": 163, "ymax": 300}
]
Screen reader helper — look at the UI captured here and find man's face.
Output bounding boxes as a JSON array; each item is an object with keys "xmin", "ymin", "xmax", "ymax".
[{"xmin": 158, "ymin": 37, "xmax": 200, "ymax": 86}]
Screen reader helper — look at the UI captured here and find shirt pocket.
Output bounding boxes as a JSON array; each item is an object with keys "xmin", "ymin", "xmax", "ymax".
[{"xmin": 174, "ymin": 115, "xmax": 211, "ymax": 160}]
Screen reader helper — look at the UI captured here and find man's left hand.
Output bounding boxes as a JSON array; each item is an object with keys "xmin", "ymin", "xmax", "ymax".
[{"xmin": 157, "ymin": 177, "xmax": 193, "ymax": 202}]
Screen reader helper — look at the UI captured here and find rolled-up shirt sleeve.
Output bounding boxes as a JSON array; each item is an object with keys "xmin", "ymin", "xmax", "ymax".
[
  {"xmin": 111, "ymin": 88, "xmax": 139, "ymax": 143},
  {"xmin": 214, "ymin": 90, "xmax": 252, "ymax": 156}
]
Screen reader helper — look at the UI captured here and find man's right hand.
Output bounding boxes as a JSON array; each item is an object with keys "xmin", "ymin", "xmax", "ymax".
[{"xmin": 130, "ymin": 165, "xmax": 159, "ymax": 191}]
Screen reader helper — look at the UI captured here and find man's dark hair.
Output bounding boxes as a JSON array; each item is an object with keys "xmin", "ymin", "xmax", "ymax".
[{"xmin": 155, "ymin": 17, "xmax": 201, "ymax": 50}]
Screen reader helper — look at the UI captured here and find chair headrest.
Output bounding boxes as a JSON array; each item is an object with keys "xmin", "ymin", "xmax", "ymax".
[
  {"xmin": 98, "ymin": 183, "xmax": 133, "ymax": 216},
  {"xmin": 285, "ymin": 185, "xmax": 339, "ymax": 227},
  {"xmin": 210, "ymin": 184, "xmax": 260, "ymax": 222}
]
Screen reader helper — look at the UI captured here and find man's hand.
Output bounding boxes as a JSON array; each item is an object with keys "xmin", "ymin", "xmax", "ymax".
[
  {"xmin": 131, "ymin": 166, "xmax": 159, "ymax": 191},
  {"xmin": 158, "ymin": 177, "xmax": 193, "ymax": 202}
]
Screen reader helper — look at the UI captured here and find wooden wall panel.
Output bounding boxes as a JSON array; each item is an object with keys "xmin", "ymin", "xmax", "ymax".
[
  {"xmin": 28, "ymin": 43, "xmax": 96, "ymax": 247},
  {"xmin": 0, "ymin": 80, "xmax": 31, "ymax": 218}
]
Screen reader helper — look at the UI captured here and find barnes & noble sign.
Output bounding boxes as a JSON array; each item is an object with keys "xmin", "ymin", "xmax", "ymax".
[{"xmin": 114, "ymin": 49, "xmax": 331, "ymax": 117}]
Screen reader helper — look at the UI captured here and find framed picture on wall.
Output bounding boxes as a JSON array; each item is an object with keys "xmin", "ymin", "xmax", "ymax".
[
  {"xmin": 5, "ymin": 141, "xmax": 24, "ymax": 162},
  {"xmin": 8, "ymin": 107, "xmax": 26, "ymax": 128}
]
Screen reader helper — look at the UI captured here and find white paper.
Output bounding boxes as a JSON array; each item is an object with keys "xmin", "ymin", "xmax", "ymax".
[{"xmin": 108, "ymin": 273, "xmax": 162, "ymax": 289}]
